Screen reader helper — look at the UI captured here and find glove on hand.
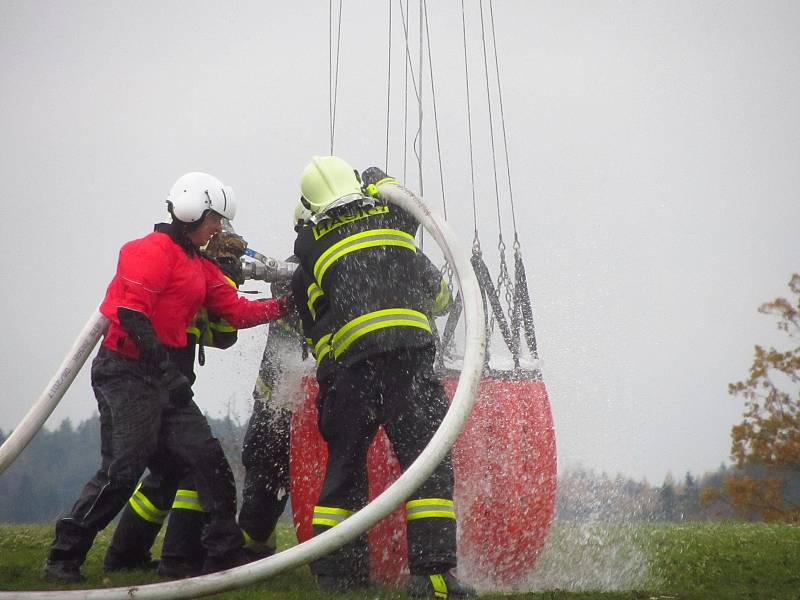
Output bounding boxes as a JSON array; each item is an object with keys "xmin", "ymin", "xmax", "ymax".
[
  {"xmin": 277, "ymin": 294, "xmax": 295, "ymax": 315},
  {"xmin": 162, "ymin": 363, "xmax": 193, "ymax": 407},
  {"xmin": 361, "ymin": 167, "xmax": 397, "ymax": 196},
  {"xmin": 205, "ymin": 231, "xmax": 247, "ymax": 261}
]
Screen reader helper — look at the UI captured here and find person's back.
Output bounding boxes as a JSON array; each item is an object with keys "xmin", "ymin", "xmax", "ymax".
[
  {"xmin": 294, "ymin": 195, "xmax": 434, "ymax": 368},
  {"xmin": 293, "ymin": 156, "xmax": 476, "ymax": 599}
]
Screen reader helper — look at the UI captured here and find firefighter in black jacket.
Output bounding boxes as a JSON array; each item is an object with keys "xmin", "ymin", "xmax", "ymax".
[{"xmin": 293, "ymin": 156, "xmax": 476, "ymax": 599}]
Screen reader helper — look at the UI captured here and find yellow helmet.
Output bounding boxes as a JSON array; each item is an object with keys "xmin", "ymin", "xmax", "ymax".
[{"xmin": 299, "ymin": 156, "xmax": 363, "ymax": 214}]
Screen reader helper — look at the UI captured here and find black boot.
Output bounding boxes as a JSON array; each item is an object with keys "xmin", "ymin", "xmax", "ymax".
[
  {"xmin": 201, "ymin": 548, "xmax": 252, "ymax": 574},
  {"xmin": 104, "ymin": 503, "xmax": 162, "ymax": 572},
  {"xmin": 158, "ymin": 506, "xmax": 205, "ymax": 578},
  {"xmin": 157, "ymin": 559, "xmax": 202, "ymax": 580},
  {"xmin": 408, "ymin": 571, "xmax": 477, "ymax": 599},
  {"xmin": 41, "ymin": 559, "xmax": 85, "ymax": 583},
  {"xmin": 315, "ymin": 573, "xmax": 372, "ymax": 593}
]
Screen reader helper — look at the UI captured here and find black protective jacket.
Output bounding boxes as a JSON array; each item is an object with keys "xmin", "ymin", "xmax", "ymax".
[
  {"xmin": 293, "ymin": 200, "xmax": 437, "ymax": 367},
  {"xmin": 291, "ymin": 263, "xmax": 335, "ymax": 383}
]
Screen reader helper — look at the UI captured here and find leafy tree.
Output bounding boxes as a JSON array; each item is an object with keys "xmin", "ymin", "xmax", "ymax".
[{"xmin": 703, "ymin": 274, "xmax": 800, "ymax": 522}]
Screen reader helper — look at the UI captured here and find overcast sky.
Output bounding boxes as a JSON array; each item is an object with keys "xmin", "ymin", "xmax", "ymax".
[{"xmin": 1, "ymin": 1, "xmax": 798, "ymax": 485}]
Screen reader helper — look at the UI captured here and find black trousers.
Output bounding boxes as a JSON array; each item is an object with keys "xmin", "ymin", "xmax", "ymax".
[
  {"xmin": 311, "ymin": 345, "xmax": 456, "ymax": 578},
  {"xmin": 48, "ymin": 347, "xmax": 242, "ymax": 565},
  {"xmin": 238, "ymin": 396, "xmax": 292, "ymax": 544},
  {"xmin": 103, "ymin": 472, "xmax": 205, "ymax": 569},
  {"xmin": 238, "ymin": 319, "xmax": 305, "ymax": 546}
]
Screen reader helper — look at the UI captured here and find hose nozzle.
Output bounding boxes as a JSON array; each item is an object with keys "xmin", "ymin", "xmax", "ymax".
[{"xmin": 240, "ymin": 257, "xmax": 297, "ymax": 283}]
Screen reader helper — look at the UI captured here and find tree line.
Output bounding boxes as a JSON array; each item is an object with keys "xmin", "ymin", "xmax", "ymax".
[
  {"xmin": 0, "ymin": 413, "xmax": 246, "ymax": 524},
  {"xmin": 0, "ymin": 411, "xmax": 789, "ymax": 524}
]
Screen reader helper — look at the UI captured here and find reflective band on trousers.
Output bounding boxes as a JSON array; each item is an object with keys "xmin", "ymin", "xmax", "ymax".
[
  {"xmin": 128, "ymin": 483, "xmax": 169, "ymax": 524},
  {"xmin": 332, "ymin": 308, "xmax": 431, "ymax": 358},
  {"xmin": 306, "ymin": 281, "xmax": 324, "ymax": 320},
  {"xmin": 313, "ymin": 228, "xmax": 417, "ymax": 285},
  {"xmin": 430, "ymin": 574, "xmax": 448, "ymax": 598},
  {"xmin": 172, "ymin": 488, "xmax": 205, "ymax": 512},
  {"xmin": 405, "ymin": 498, "xmax": 456, "ymax": 521},
  {"xmin": 312, "ymin": 505, "xmax": 354, "ymax": 528}
]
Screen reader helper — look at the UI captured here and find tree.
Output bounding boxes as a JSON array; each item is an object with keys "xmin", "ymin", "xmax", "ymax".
[
  {"xmin": 704, "ymin": 274, "xmax": 800, "ymax": 522},
  {"xmin": 658, "ymin": 472, "xmax": 677, "ymax": 521}
]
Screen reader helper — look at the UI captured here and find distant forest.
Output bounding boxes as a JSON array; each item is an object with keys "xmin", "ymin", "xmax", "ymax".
[
  {"xmin": 0, "ymin": 414, "xmax": 246, "ymax": 524},
  {"xmin": 0, "ymin": 414, "xmax": 789, "ymax": 524}
]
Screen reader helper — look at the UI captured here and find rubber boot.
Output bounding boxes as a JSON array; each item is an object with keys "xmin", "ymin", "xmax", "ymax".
[
  {"xmin": 104, "ymin": 504, "xmax": 162, "ymax": 571},
  {"xmin": 157, "ymin": 507, "xmax": 205, "ymax": 579}
]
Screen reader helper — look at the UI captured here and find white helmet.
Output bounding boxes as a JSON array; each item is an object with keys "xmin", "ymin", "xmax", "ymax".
[
  {"xmin": 299, "ymin": 156, "xmax": 363, "ymax": 214},
  {"xmin": 293, "ymin": 201, "xmax": 313, "ymax": 228},
  {"xmin": 167, "ymin": 172, "xmax": 237, "ymax": 223}
]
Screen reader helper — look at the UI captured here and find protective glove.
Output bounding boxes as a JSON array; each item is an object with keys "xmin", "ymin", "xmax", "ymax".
[
  {"xmin": 361, "ymin": 167, "xmax": 398, "ymax": 197},
  {"xmin": 205, "ymin": 231, "xmax": 247, "ymax": 261},
  {"xmin": 277, "ymin": 294, "xmax": 295, "ymax": 315},
  {"xmin": 162, "ymin": 363, "xmax": 194, "ymax": 407}
]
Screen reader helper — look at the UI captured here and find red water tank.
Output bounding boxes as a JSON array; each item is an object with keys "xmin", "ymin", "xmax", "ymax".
[{"xmin": 289, "ymin": 373, "xmax": 556, "ymax": 587}]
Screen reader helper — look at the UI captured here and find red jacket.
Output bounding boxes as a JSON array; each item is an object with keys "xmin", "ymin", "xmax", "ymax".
[{"xmin": 100, "ymin": 231, "xmax": 286, "ymax": 359}]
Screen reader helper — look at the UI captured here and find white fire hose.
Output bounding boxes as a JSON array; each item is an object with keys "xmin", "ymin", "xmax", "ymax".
[
  {"xmin": 0, "ymin": 182, "xmax": 486, "ymax": 599},
  {"xmin": 0, "ymin": 310, "xmax": 109, "ymax": 475}
]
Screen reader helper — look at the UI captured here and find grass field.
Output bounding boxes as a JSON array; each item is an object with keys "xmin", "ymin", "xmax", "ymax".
[{"xmin": 1, "ymin": 520, "xmax": 799, "ymax": 599}]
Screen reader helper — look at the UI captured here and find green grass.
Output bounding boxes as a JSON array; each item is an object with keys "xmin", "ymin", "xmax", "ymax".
[{"xmin": 1, "ymin": 521, "xmax": 799, "ymax": 599}]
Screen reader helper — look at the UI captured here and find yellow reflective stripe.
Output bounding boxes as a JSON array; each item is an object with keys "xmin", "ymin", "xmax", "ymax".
[
  {"xmin": 208, "ymin": 320, "xmax": 235, "ymax": 333},
  {"xmin": 312, "ymin": 505, "xmax": 354, "ymax": 527},
  {"xmin": 406, "ymin": 510, "xmax": 456, "ymax": 521},
  {"xmin": 306, "ymin": 282, "xmax": 324, "ymax": 320},
  {"xmin": 128, "ymin": 484, "xmax": 168, "ymax": 524},
  {"xmin": 317, "ymin": 344, "xmax": 332, "ymax": 364},
  {"xmin": 172, "ymin": 489, "xmax": 204, "ymax": 512},
  {"xmin": 313, "ymin": 228, "xmax": 416, "ymax": 285},
  {"xmin": 186, "ymin": 325, "xmax": 202, "ymax": 337},
  {"xmin": 430, "ymin": 574, "xmax": 448, "ymax": 598},
  {"xmin": 314, "ymin": 333, "xmax": 332, "ymax": 362},
  {"xmin": 332, "ymin": 308, "xmax": 431, "ymax": 358},
  {"xmin": 405, "ymin": 498, "xmax": 455, "ymax": 521}
]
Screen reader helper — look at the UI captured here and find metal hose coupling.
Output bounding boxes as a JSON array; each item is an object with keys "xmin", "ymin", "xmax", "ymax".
[{"xmin": 240, "ymin": 257, "xmax": 297, "ymax": 282}]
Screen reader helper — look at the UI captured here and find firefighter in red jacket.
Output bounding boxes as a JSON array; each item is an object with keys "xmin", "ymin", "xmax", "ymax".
[
  {"xmin": 42, "ymin": 172, "xmax": 290, "ymax": 583},
  {"xmin": 293, "ymin": 157, "xmax": 475, "ymax": 599},
  {"xmin": 102, "ymin": 229, "xmax": 247, "ymax": 578}
]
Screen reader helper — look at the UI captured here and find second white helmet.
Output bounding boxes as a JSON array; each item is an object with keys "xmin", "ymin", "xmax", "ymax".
[{"xmin": 167, "ymin": 172, "xmax": 237, "ymax": 223}]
